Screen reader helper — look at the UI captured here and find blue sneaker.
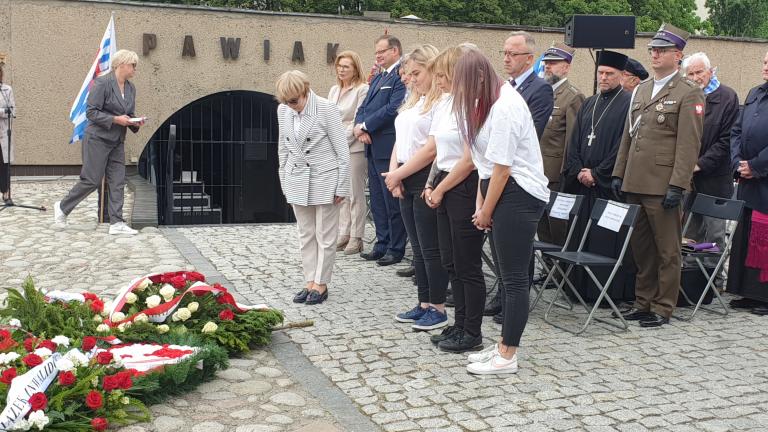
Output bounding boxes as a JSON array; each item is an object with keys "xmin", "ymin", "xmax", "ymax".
[
  {"xmin": 412, "ymin": 307, "xmax": 448, "ymax": 331},
  {"xmin": 395, "ymin": 305, "xmax": 428, "ymax": 323}
]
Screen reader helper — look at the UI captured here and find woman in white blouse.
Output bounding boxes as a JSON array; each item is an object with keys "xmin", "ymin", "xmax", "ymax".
[
  {"xmin": 382, "ymin": 45, "xmax": 450, "ymax": 332},
  {"xmin": 328, "ymin": 51, "xmax": 369, "ymax": 255},
  {"xmin": 453, "ymin": 50, "xmax": 549, "ymax": 374}
]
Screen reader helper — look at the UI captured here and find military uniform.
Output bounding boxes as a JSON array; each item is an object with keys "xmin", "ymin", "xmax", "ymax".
[
  {"xmin": 612, "ymin": 26, "xmax": 705, "ymax": 320},
  {"xmin": 538, "ymin": 43, "xmax": 585, "ymax": 246}
]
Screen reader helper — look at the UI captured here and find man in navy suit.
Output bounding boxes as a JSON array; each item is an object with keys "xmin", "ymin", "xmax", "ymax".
[
  {"xmin": 485, "ymin": 31, "xmax": 555, "ymax": 319},
  {"xmin": 354, "ymin": 35, "xmax": 407, "ymax": 266}
]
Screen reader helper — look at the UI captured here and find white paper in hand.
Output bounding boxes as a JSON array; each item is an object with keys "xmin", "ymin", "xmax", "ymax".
[
  {"xmin": 549, "ymin": 194, "xmax": 576, "ymax": 220},
  {"xmin": 129, "ymin": 117, "xmax": 146, "ymax": 123},
  {"xmin": 597, "ymin": 202, "xmax": 629, "ymax": 232}
]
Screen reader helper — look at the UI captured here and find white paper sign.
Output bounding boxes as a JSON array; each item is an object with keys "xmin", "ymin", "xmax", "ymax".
[
  {"xmin": 550, "ymin": 195, "xmax": 576, "ymax": 220},
  {"xmin": 597, "ymin": 202, "xmax": 629, "ymax": 232}
]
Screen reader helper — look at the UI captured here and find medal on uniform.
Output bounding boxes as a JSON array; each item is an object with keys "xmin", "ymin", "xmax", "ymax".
[
  {"xmin": 657, "ymin": 114, "xmax": 665, "ymax": 124},
  {"xmin": 656, "ymin": 103, "xmax": 664, "ymax": 111}
]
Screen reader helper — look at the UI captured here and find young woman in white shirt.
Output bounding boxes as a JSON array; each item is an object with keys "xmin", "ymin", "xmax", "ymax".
[
  {"xmin": 423, "ymin": 45, "xmax": 488, "ymax": 353},
  {"xmin": 381, "ymin": 45, "xmax": 450, "ymax": 331},
  {"xmin": 453, "ymin": 50, "xmax": 549, "ymax": 374}
]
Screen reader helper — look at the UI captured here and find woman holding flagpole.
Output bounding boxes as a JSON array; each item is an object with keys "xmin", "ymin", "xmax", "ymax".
[{"xmin": 54, "ymin": 49, "xmax": 145, "ymax": 235}]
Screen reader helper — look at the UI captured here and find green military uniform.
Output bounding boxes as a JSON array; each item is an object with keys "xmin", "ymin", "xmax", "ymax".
[{"xmin": 612, "ymin": 25, "xmax": 705, "ymax": 320}]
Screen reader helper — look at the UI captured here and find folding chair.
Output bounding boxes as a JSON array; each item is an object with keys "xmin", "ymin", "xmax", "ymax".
[
  {"xmin": 676, "ymin": 193, "xmax": 744, "ymax": 320},
  {"xmin": 542, "ymin": 199, "xmax": 640, "ymax": 334},
  {"xmin": 529, "ymin": 191, "xmax": 585, "ymax": 311}
]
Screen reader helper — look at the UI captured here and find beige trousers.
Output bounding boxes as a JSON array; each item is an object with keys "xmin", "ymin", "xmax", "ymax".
[
  {"xmin": 293, "ymin": 203, "xmax": 340, "ymax": 284},
  {"xmin": 338, "ymin": 151, "xmax": 367, "ymax": 238}
]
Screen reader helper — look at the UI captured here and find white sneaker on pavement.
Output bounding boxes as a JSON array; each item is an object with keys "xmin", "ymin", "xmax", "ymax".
[
  {"xmin": 109, "ymin": 222, "xmax": 138, "ymax": 235},
  {"xmin": 53, "ymin": 201, "xmax": 67, "ymax": 226},
  {"xmin": 467, "ymin": 352, "xmax": 519, "ymax": 375},
  {"xmin": 467, "ymin": 343, "xmax": 498, "ymax": 363}
]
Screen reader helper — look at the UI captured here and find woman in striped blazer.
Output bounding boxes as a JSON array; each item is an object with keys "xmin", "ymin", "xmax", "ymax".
[{"xmin": 276, "ymin": 70, "xmax": 350, "ymax": 305}]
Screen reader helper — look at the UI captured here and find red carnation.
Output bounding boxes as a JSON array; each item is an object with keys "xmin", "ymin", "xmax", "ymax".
[
  {"xmin": 102, "ymin": 374, "xmax": 118, "ymax": 391},
  {"xmin": 91, "ymin": 417, "xmax": 108, "ymax": 431},
  {"xmin": 82, "ymin": 292, "xmax": 98, "ymax": 302},
  {"xmin": 218, "ymin": 309, "xmax": 235, "ymax": 321},
  {"xmin": 23, "ymin": 354, "xmax": 43, "ymax": 367},
  {"xmin": 186, "ymin": 271, "xmax": 205, "ymax": 282},
  {"xmin": 96, "ymin": 352, "xmax": 113, "ymax": 365},
  {"xmin": 38, "ymin": 340, "xmax": 56, "ymax": 351},
  {"xmin": 58, "ymin": 371, "xmax": 76, "ymax": 386},
  {"xmin": 117, "ymin": 371, "xmax": 133, "ymax": 390},
  {"xmin": 85, "ymin": 390, "xmax": 103, "ymax": 410},
  {"xmin": 89, "ymin": 299, "xmax": 104, "ymax": 314},
  {"xmin": 0, "ymin": 329, "xmax": 11, "ymax": 339},
  {"xmin": 23, "ymin": 337, "xmax": 38, "ymax": 352},
  {"xmin": 170, "ymin": 275, "xmax": 187, "ymax": 289},
  {"xmin": 0, "ymin": 368, "xmax": 17, "ymax": 384},
  {"xmin": 28, "ymin": 392, "xmax": 47, "ymax": 411},
  {"xmin": 81, "ymin": 336, "xmax": 97, "ymax": 351}
]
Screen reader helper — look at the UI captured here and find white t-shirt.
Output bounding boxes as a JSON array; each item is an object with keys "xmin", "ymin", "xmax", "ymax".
[
  {"xmin": 430, "ymin": 94, "xmax": 464, "ymax": 172},
  {"xmin": 394, "ymin": 97, "xmax": 434, "ymax": 164},
  {"xmin": 471, "ymin": 82, "xmax": 550, "ymax": 203}
]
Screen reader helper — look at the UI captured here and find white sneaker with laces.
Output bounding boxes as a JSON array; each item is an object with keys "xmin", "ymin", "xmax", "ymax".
[
  {"xmin": 109, "ymin": 222, "xmax": 138, "ymax": 235},
  {"xmin": 467, "ymin": 343, "xmax": 498, "ymax": 363},
  {"xmin": 53, "ymin": 201, "xmax": 67, "ymax": 226},
  {"xmin": 467, "ymin": 352, "xmax": 518, "ymax": 375}
]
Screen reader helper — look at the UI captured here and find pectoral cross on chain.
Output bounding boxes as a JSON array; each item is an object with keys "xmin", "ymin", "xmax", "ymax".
[{"xmin": 587, "ymin": 130, "xmax": 596, "ymax": 147}]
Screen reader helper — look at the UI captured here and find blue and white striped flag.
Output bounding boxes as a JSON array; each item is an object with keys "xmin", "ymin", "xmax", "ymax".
[
  {"xmin": 533, "ymin": 53, "xmax": 546, "ymax": 78},
  {"xmin": 69, "ymin": 15, "xmax": 116, "ymax": 144}
]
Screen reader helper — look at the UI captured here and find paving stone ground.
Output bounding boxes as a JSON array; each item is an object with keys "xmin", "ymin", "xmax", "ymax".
[{"xmin": 3, "ymin": 179, "xmax": 768, "ymax": 431}]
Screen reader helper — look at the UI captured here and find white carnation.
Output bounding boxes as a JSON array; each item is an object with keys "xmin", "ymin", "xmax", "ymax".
[
  {"xmin": 133, "ymin": 313, "xmax": 149, "ymax": 323},
  {"xmin": 125, "ymin": 292, "xmax": 138, "ymax": 304},
  {"xmin": 9, "ymin": 418, "xmax": 31, "ymax": 431},
  {"xmin": 121, "ymin": 396, "xmax": 130, "ymax": 405},
  {"xmin": 159, "ymin": 284, "xmax": 176, "ymax": 302},
  {"xmin": 64, "ymin": 349, "xmax": 89, "ymax": 367},
  {"xmin": 136, "ymin": 278, "xmax": 150, "ymax": 291},
  {"xmin": 52, "ymin": 335, "xmax": 70, "ymax": 347},
  {"xmin": 145, "ymin": 295, "xmax": 161, "ymax": 309},
  {"xmin": 201, "ymin": 321, "xmax": 218, "ymax": 333},
  {"xmin": 93, "ymin": 315, "xmax": 103, "ymax": 322},
  {"xmin": 33, "ymin": 348, "xmax": 53, "ymax": 358},
  {"xmin": 96, "ymin": 324, "xmax": 110, "ymax": 333},
  {"xmin": 157, "ymin": 324, "xmax": 170, "ymax": 334},
  {"xmin": 28, "ymin": 410, "xmax": 49, "ymax": 431},
  {"xmin": 8, "ymin": 318, "xmax": 21, "ymax": 327},
  {"xmin": 1, "ymin": 352, "xmax": 20, "ymax": 364},
  {"xmin": 111, "ymin": 312, "xmax": 126, "ymax": 323},
  {"xmin": 187, "ymin": 302, "xmax": 199, "ymax": 313},
  {"xmin": 56, "ymin": 358, "xmax": 75, "ymax": 372},
  {"xmin": 100, "ymin": 301, "xmax": 113, "ymax": 317}
]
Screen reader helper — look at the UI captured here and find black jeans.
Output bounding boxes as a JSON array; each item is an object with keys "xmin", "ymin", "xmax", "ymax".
[
  {"xmin": 436, "ymin": 170, "xmax": 486, "ymax": 337},
  {"xmin": 0, "ymin": 148, "xmax": 8, "ymax": 193},
  {"xmin": 400, "ymin": 165, "xmax": 449, "ymax": 304},
  {"xmin": 482, "ymin": 177, "xmax": 545, "ymax": 347}
]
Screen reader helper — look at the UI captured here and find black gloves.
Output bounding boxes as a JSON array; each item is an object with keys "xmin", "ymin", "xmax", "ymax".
[
  {"xmin": 610, "ymin": 177, "xmax": 623, "ymax": 200},
  {"xmin": 661, "ymin": 185, "xmax": 684, "ymax": 209}
]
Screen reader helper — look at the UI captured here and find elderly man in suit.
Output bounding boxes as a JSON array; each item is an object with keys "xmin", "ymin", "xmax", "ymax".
[
  {"xmin": 276, "ymin": 70, "xmax": 350, "ymax": 306},
  {"xmin": 54, "ymin": 49, "xmax": 144, "ymax": 235},
  {"xmin": 354, "ymin": 35, "xmax": 408, "ymax": 266},
  {"xmin": 612, "ymin": 24, "xmax": 705, "ymax": 327}
]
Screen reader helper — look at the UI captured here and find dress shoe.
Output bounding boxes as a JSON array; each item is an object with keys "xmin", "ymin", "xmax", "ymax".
[
  {"xmin": 751, "ymin": 305, "xmax": 768, "ymax": 316},
  {"xmin": 292, "ymin": 288, "xmax": 310, "ymax": 303},
  {"xmin": 336, "ymin": 235, "xmax": 350, "ymax": 251},
  {"xmin": 437, "ymin": 331, "xmax": 483, "ymax": 353},
  {"xmin": 639, "ymin": 313, "xmax": 669, "ymax": 328},
  {"xmin": 344, "ymin": 238, "xmax": 363, "ymax": 255},
  {"xmin": 430, "ymin": 325, "xmax": 459, "ymax": 345},
  {"xmin": 376, "ymin": 254, "xmax": 402, "ymax": 266},
  {"xmin": 730, "ymin": 297, "xmax": 766, "ymax": 309},
  {"xmin": 305, "ymin": 289, "xmax": 328, "ymax": 305},
  {"xmin": 396, "ymin": 266, "xmax": 416, "ymax": 277},
  {"xmin": 492, "ymin": 311, "xmax": 503, "ymax": 324},
  {"xmin": 360, "ymin": 250, "xmax": 385, "ymax": 261},
  {"xmin": 484, "ymin": 298, "xmax": 502, "ymax": 316},
  {"xmin": 611, "ymin": 307, "xmax": 653, "ymax": 321}
]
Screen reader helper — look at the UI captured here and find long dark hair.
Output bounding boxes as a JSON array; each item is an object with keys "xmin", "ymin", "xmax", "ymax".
[{"xmin": 451, "ymin": 50, "xmax": 503, "ymax": 147}]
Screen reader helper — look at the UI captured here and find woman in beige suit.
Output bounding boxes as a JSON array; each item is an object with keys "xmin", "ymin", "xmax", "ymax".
[{"xmin": 328, "ymin": 51, "xmax": 369, "ymax": 254}]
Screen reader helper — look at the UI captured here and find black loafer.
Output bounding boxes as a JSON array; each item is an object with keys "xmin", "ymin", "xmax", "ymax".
[
  {"xmin": 751, "ymin": 305, "xmax": 768, "ymax": 316},
  {"xmin": 305, "ymin": 289, "xmax": 328, "ymax": 305},
  {"xmin": 445, "ymin": 293, "xmax": 455, "ymax": 308},
  {"xmin": 612, "ymin": 308, "xmax": 653, "ymax": 321},
  {"xmin": 360, "ymin": 250, "xmax": 385, "ymax": 261},
  {"xmin": 396, "ymin": 266, "xmax": 416, "ymax": 277},
  {"xmin": 376, "ymin": 254, "xmax": 402, "ymax": 266},
  {"xmin": 292, "ymin": 288, "xmax": 310, "ymax": 303},
  {"xmin": 730, "ymin": 298, "xmax": 766, "ymax": 309},
  {"xmin": 639, "ymin": 313, "xmax": 669, "ymax": 328},
  {"xmin": 438, "ymin": 332, "xmax": 483, "ymax": 353}
]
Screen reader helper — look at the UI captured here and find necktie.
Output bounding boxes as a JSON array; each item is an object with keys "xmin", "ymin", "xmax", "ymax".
[
  {"xmin": 376, "ymin": 71, "xmax": 388, "ymax": 90},
  {"xmin": 510, "ymin": 79, "xmax": 517, "ymax": 88}
]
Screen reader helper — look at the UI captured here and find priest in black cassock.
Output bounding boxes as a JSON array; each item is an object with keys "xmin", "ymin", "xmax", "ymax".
[{"xmin": 560, "ymin": 50, "xmax": 636, "ymax": 304}]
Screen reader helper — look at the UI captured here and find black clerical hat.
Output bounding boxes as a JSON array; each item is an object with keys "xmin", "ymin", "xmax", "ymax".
[
  {"xmin": 597, "ymin": 50, "xmax": 628, "ymax": 71},
  {"xmin": 624, "ymin": 58, "xmax": 649, "ymax": 80}
]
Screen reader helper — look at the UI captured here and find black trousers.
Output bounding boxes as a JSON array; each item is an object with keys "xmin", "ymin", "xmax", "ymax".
[
  {"xmin": 400, "ymin": 165, "xmax": 449, "ymax": 304},
  {"xmin": 483, "ymin": 178, "xmax": 545, "ymax": 347},
  {"xmin": 435, "ymin": 170, "xmax": 486, "ymax": 337},
  {"xmin": 0, "ymin": 148, "xmax": 8, "ymax": 194}
]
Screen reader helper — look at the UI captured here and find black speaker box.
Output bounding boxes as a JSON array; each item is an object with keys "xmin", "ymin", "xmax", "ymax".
[{"xmin": 564, "ymin": 15, "xmax": 636, "ymax": 49}]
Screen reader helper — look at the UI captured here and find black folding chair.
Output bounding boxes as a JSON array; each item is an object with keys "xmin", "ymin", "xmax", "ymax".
[
  {"xmin": 542, "ymin": 199, "xmax": 640, "ymax": 334},
  {"xmin": 529, "ymin": 191, "xmax": 585, "ymax": 311},
  {"xmin": 676, "ymin": 193, "xmax": 744, "ymax": 320}
]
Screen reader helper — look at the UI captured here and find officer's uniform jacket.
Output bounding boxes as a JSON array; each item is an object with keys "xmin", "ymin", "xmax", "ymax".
[{"xmin": 539, "ymin": 79, "xmax": 584, "ymax": 183}]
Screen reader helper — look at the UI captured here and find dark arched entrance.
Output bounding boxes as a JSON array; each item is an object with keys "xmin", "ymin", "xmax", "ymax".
[{"xmin": 139, "ymin": 90, "xmax": 294, "ymax": 225}]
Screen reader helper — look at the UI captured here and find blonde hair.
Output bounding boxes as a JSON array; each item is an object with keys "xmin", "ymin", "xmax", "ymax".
[
  {"xmin": 428, "ymin": 46, "xmax": 465, "ymax": 87},
  {"xmin": 334, "ymin": 50, "xmax": 365, "ymax": 89},
  {"xmin": 399, "ymin": 44, "xmax": 440, "ymax": 114},
  {"xmin": 112, "ymin": 50, "xmax": 139, "ymax": 69},
  {"xmin": 275, "ymin": 70, "xmax": 310, "ymax": 104}
]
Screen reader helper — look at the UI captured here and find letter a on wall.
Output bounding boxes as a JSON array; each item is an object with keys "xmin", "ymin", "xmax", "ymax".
[
  {"xmin": 292, "ymin": 41, "xmax": 305, "ymax": 63},
  {"xmin": 182, "ymin": 35, "xmax": 196, "ymax": 57}
]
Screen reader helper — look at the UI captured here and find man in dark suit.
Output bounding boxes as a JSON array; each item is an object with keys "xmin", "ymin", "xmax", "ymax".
[
  {"xmin": 354, "ymin": 35, "xmax": 407, "ymax": 266},
  {"xmin": 503, "ymin": 31, "xmax": 554, "ymax": 139}
]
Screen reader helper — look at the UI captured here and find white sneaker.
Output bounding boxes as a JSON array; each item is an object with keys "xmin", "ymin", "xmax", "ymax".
[
  {"xmin": 109, "ymin": 222, "xmax": 138, "ymax": 235},
  {"xmin": 467, "ymin": 352, "xmax": 519, "ymax": 375},
  {"xmin": 53, "ymin": 201, "xmax": 67, "ymax": 226},
  {"xmin": 467, "ymin": 343, "xmax": 498, "ymax": 363}
]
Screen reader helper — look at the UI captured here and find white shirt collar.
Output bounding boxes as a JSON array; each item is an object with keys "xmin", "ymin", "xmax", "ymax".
[
  {"xmin": 512, "ymin": 66, "xmax": 535, "ymax": 86},
  {"xmin": 654, "ymin": 70, "xmax": 679, "ymax": 87},
  {"xmin": 384, "ymin": 59, "xmax": 401, "ymax": 75}
]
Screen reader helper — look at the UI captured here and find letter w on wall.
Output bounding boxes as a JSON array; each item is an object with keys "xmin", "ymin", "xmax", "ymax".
[{"xmin": 220, "ymin": 37, "xmax": 241, "ymax": 60}]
